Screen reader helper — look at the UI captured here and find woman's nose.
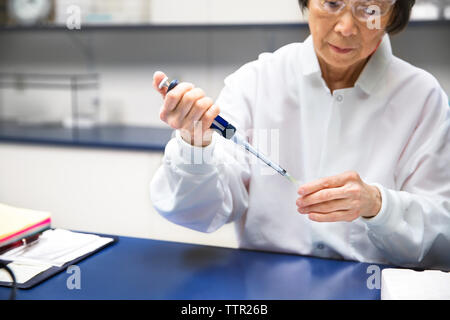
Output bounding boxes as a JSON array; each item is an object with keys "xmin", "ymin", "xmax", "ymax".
[{"xmin": 334, "ymin": 11, "xmax": 358, "ymax": 37}]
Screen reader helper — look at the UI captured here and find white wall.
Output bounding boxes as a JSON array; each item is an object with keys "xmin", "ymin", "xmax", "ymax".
[{"xmin": 0, "ymin": 142, "xmax": 239, "ymax": 247}]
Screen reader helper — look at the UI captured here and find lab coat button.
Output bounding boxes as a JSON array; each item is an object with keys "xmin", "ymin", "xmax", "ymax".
[
  {"xmin": 316, "ymin": 243, "xmax": 325, "ymax": 250},
  {"xmin": 336, "ymin": 95, "xmax": 343, "ymax": 102}
]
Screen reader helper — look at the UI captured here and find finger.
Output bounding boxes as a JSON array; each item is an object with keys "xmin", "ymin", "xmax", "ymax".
[
  {"xmin": 174, "ymin": 87, "xmax": 206, "ymax": 123},
  {"xmin": 153, "ymin": 71, "xmax": 168, "ymax": 97},
  {"xmin": 200, "ymin": 103, "xmax": 220, "ymax": 130},
  {"xmin": 297, "ymin": 198, "xmax": 351, "ymax": 214},
  {"xmin": 165, "ymin": 82, "xmax": 194, "ymax": 113},
  {"xmin": 183, "ymin": 96, "xmax": 214, "ymax": 127},
  {"xmin": 308, "ymin": 211, "xmax": 355, "ymax": 223},
  {"xmin": 297, "ymin": 186, "xmax": 348, "ymax": 208},
  {"xmin": 298, "ymin": 171, "xmax": 359, "ymax": 196}
]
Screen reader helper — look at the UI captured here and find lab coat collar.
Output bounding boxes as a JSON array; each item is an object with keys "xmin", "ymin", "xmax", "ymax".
[
  {"xmin": 300, "ymin": 35, "xmax": 321, "ymax": 76},
  {"xmin": 300, "ymin": 33, "xmax": 393, "ymax": 95},
  {"xmin": 356, "ymin": 34, "xmax": 393, "ymax": 95}
]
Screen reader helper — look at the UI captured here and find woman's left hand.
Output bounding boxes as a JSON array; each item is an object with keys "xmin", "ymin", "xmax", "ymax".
[{"xmin": 296, "ymin": 171, "xmax": 382, "ymax": 222}]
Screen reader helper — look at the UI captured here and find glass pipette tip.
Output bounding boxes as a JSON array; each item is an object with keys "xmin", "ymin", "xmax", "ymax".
[{"xmin": 232, "ymin": 134, "xmax": 298, "ymax": 185}]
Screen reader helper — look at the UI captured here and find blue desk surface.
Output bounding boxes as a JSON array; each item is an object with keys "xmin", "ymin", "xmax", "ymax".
[
  {"xmin": 0, "ymin": 235, "xmax": 386, "ymax": 300},
  {"xmin": 0, "ymin": 122, "xmax": 173, "ymax": 151}
]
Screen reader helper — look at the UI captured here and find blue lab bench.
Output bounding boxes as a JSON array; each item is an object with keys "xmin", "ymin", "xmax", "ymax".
[
  {"xmin": 0, "ymin": 234, "xmax": 387, "ymax": 300},
  {"xmin": 0, "ymin": 122, "xmax": 173, "ymax": 151}
]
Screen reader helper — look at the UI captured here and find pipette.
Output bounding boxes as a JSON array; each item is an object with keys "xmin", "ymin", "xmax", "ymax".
[{"xmin": 159, "ymin": 76, "xmax": 298, "ymax": 185}]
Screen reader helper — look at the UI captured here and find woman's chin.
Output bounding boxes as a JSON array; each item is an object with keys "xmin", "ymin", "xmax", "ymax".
[{"xmin": 324, "ymin": 50, "xmax": 361, "ymax": 68}]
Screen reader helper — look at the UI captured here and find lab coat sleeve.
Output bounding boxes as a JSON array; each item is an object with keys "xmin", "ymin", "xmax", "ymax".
[
  {"xmin": 150, "ymin": 62, "xmax": 257, "ymax": 233},
  {"xmin": 362, "ymin": 85, "xmax": 450, "ymax": 268}
]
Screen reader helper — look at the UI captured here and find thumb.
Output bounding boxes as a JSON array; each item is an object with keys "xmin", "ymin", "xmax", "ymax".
[{"xmin": 153, "ymin": 71, "xmax": 169, "ymax": 98}]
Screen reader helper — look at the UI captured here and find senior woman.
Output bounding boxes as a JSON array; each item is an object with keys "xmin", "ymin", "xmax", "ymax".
[{"xmin": 150, "ymin": 0, "xmax": 450, "ymax": 270}]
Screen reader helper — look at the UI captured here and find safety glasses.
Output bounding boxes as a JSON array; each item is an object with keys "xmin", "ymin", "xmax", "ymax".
[{"xmin": 313, "ymin": 0, "xmax": 397, "ymax": 22}]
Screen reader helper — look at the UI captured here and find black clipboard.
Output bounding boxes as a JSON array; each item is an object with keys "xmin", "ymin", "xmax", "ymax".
[{"xmin": 0, "ymin": 231, "xmax": 118, "ymax": 289}]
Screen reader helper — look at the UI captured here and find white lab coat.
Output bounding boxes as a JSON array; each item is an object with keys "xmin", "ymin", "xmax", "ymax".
[{"xmin": 150, "ymin": 35, "xmax": 450, "ymax": 270}]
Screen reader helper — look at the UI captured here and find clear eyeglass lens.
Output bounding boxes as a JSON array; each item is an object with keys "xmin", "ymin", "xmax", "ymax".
[
  {"xmin": 319, "ymin": 0, "xmax": 394, "ymax": 20},
  {"xmin": 354, "ymin": 1, "xmax": 392, "ymax": 17}
]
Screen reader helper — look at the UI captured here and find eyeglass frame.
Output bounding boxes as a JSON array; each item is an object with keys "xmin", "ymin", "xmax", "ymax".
[{"xmin": 311, "ymin": 0, "xmax": 397, "ymax": 23}]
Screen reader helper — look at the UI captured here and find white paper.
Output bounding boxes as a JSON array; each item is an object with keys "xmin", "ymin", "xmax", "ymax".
[
  {"xmin": 0, "ymin": 229, "xmax": 113, "ymax": 267},
  {"xmin": 381, "ymin": 268, "xmax": 450, "ymax": 300},
  {"xmin": 0, "ymin": 261, "xmax": 52, "ymax": 284}
]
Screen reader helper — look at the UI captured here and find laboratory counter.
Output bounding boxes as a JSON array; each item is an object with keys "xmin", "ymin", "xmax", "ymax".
[
  {"xmin": 0, "ymin": 122, "xmax": 173, "ymax": 151},
  {"xmin": 0, "ymin": 234, "xmax": 388, "ymax": 300}
]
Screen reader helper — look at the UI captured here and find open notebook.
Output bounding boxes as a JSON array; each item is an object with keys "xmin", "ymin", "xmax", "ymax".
[
  {"xmin": 0, "ymin": 203, "xmax": 117, "ymax": 288},
  {"xmin": 0, "ymin": 228, "xmax": 116, "ymax": 287},
  {"xmin": 0, "ymin": 203, "xmax": 51, "ymax": 251}
]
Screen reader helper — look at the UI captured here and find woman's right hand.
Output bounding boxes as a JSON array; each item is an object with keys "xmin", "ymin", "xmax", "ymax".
[{"xmin": 153, "ymin": 71, "xmax": 220, "ymax": 147}]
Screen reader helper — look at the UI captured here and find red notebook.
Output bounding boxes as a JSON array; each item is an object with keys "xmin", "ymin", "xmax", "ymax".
[{"xmin": 0, "ymin": 203, "xmax": 51, "ymax": 253}]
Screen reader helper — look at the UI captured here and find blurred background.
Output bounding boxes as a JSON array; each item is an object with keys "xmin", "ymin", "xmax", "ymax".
[{"xmin": 0, "ymin": 0, "xmax": 449, "ymax": 248}]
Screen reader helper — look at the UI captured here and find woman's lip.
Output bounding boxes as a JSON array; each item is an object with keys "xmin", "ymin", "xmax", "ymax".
[{"xmin": 329, "ymin": 43, "xmax": 355, "ymax": 54}]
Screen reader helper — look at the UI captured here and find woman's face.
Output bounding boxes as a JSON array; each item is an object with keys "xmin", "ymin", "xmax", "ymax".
[{"xmin": 307, "ymin": 0, "xmax": 394, "ymax": 69}]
